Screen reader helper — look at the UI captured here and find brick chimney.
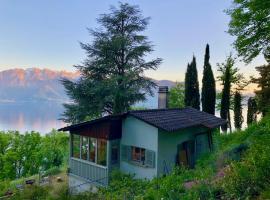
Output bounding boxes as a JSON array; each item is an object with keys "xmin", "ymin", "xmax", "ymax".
[{"xmin": 158, "ymin": 86, "xmax": 168, "ymax": 109}]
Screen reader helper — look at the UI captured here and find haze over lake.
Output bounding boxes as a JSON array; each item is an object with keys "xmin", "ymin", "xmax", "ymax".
[
  {"xmin": 0, "ymin": 68, "xmax": 254, "ymax": 134},
  {"xmin": 0, "ymin": 97, "xmax": 252, "ymax": 135}
]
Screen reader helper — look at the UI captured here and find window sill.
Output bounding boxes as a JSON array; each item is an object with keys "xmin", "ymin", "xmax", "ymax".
[{"xmin": 128, "ymin": 160, "xmax": 150, "ymax": 168}]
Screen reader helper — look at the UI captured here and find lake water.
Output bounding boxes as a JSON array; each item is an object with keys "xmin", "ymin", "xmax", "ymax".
[
  {"xmin": 0, "ymin": 101, "xmax": 252, "ymax": 135},
  {"xmin": 0, "ymin": 102, "xmax": 66, "ymax": 135}
]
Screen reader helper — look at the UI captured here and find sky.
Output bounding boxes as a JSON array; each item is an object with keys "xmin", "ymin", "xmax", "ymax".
[{"xmin": 0, "ymin": 0, "xmax": 266, "ymax": 82}]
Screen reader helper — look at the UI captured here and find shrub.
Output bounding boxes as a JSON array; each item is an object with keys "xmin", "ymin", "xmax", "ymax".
[{"xmin": 10, "ymin": 185, "xmax": 49, "ymax": 200}]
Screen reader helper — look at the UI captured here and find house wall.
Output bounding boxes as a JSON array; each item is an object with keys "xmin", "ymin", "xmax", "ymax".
[
  {"xmin": 157, "ymin": 126, "xmax": 209, "ymax": 176},
  {"xmin": 120, "ymin": 116, "xmax": 158, "ymax": 179}
]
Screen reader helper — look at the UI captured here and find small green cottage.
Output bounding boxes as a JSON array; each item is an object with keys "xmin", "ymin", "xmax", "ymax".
[{"xmin": 59, "ymin": 86, "xmax": 226, "ymax": 192}]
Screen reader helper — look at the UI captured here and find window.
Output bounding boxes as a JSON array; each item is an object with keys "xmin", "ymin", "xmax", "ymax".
[
  {"xmin": 195, "ymin": 133, "xmax": 210, "ymax": 156},
  {"xmin": 131, "ymin": 146, "xmax": 145, "ymax": 164},
  {"xmin": 89, "ymin": 138, "xmax": 96, "ymax": 162},
  {"xmin": 111, "ymin": 145, "xmax": 119, "ymax": 164},
  {"xmin": 121, "ymin": 145, "xmax": 155, "ymax": 168},
  {"xmin": 81, "ymin": 136, "xmax": 88, "ymax": 160},
  {"xmin": 72, "ymin": 134, "xmax": 80, "ymax": 158},
  {"xmin": 97, "ymin": 139, "xmax": 107, "ymax": 166},
  {"xmin": 71, "ymin": 135, "xmax": 107, "ymax": 167}
]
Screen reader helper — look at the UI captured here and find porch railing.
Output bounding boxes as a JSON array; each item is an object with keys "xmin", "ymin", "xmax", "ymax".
[{"xmin": 69, "ymin": 157, "xmax": 108, "ymax": 185}]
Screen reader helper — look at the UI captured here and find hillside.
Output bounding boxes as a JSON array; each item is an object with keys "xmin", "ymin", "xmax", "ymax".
[{"xmin": 2, "ymin": 117, "xmax": 270, "ymax": 199}]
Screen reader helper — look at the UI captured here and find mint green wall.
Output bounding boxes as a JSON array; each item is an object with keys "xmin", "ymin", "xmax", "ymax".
[
  {"xmin": 120, "ymin": 116, "xmax": 158, "ymax": 179},
  {"xmin": 157, "ymin": 126, "xmax": 208, "ymax": 176}
]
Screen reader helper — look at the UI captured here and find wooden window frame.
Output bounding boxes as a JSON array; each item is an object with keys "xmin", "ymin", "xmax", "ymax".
[
  {"xmin": 131, "ymin": 146, "xmax": 146, "ymax": 165},
  {"xmin": 71, "ymin": 134, "xmax": 107, "ymax": 167}
]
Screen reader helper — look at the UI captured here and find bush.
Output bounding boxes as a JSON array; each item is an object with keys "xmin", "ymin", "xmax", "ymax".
[
  {"xmin": 44, "ymin": 167, "xmax": 62, "ymax": 176},
  {"xmin": 220, "ymin": 117, "xmax": 270, "ymax": 199},
  {"xmin": 10, "ymin": 185, "xmax": 49, "ymax": 200}
]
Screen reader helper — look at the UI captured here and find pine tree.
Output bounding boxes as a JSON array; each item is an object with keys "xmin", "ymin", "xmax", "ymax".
[
  {"xmin": 247, "ymin": 97, "xmax": 257, "ymax": 125},
  {"xmin": 61, "ymin": 3, "xmax": 162, "ymax": 124},
  {"xmin": 233, "ymin": 91, "xmax": 243, "ymax": 130},
  {"xmin": 201, "ymin": 44, "xmax": 216, "ymax": 114},
  {"xmin": 184, "ymin": 56, "xmax": 200, "ymax": 110}
]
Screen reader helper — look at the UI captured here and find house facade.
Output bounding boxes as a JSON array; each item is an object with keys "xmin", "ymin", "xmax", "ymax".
[{"xmin": 59, "ymin": 86, "xmax": 226, "ymax": 192}]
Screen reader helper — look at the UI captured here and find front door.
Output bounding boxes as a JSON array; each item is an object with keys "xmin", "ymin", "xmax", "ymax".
[
  {"xmin": 178, "ymin": 142, "xmax": 188, "ymax": 167},
  {"xmin": 177, "ymin": 140, "xmax": 195, "ymax": 168}
]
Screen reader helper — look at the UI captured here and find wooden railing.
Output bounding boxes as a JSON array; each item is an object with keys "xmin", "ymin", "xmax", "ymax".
[{"xmin": 69, "ymin": 157, "xmax": 108, "ymax": 185}]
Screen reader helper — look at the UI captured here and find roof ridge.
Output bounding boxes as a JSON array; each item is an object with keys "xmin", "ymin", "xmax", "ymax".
[{"xmin": 128, "ymin": 107, "xmax": 188, "ymax": 113}]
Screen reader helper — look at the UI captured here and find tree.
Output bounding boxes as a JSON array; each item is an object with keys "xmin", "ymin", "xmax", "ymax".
[
  {"xmin": 184, "ymin": 56, "xmax": 200, "ymax": 110},
  {"xmin": 62, "ymin": 3, "xmax": 162, "ymax": 124},
  {"xmin": 233, "ymin": 91, "xmax": 244, "ymax": 130},
  {"xmin": 168, "ymin": 83, "xmax": 185, "ymax": 108},
  {"xmin": 226, "ymin": 0, "xmax": 270, "ymax": 63},
  {"xmin": 201, "ymin": 44, "xmax": 216, "ymax": 114},
  {"xmin": 217, "ymin": 54, "xmax": 244, "ymax": 132},
  {"xmin": 247, "ymin": 97, "xmax": 258, "ymax": 125},
  {"xmin": 251, "ymin": 64, "xmax": 270, "ymax": 116}
]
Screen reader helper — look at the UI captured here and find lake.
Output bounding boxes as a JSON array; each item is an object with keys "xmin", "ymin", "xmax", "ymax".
[
  {"xmin": 0, "ymin": 100, "xmax": 252, "ymax": 135},
  {"xmin": 0, "ymin": 102, "xmax": 66, "ymax": 135}
]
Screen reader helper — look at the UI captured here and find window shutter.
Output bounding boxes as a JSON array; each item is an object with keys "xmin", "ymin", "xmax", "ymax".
[
  {"xmin": 145, "ymin": 149, "xmax": 155, "ymax": 168},
  {"xmin": 121, "ymin": 145, "xmax": 128, "ymax": 161},
  {"xmin": 127, "ymin": 146, "xmax": 131, "ymax": 161},
  {"xmin": 121, "ymin": 145, "xmax": 131, "ymax": 162}
]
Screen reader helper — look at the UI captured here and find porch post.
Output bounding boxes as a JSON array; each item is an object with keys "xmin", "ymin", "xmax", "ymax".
[
  {"xmin": 69, "ymin": 132, "xmax": 72, "ymax": 158},
  {"xmin": 106, "ymin": 140, "xmax": 111, "ymax": 185}
]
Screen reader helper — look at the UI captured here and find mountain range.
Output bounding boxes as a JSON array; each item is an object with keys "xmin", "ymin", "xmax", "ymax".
[{"xmin": 0, "ymin": 68, "xmax": 175, "ymax": 105}]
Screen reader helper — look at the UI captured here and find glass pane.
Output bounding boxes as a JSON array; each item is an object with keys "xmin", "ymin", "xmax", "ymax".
[
  {"xmin": 81, "ymin": 136, "xmax": 88, "ymax": 160},
  {"xmin": 89, "ymin": 138, "xmax": 96, "ymax": 162},
  {"xmin": 131, "ymin": 147, "xmax": 145, "ymax": 163},
  {"xmin": 72, "ymin": 134, "xmax": 80, "ymax": 158},
  {"xmin": 97, "ymin": 139, "xmax": 107, "ymax": 166},
  {"xmin": 141, "ymin": 148, "xmax": 145, "ymax": 163}
]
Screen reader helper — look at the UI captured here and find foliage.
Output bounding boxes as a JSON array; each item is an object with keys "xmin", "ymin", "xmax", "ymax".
[
  {"xmin": 251, "ymin": 64, "xmax": 270, "ymax": 116},
  {"xmin": 217, "ymin": 54, "xmax": 245, "ymax": 132},
  {"xmin": 220, "ymin": 118, "xmax": 270, "ymax": 199},
  {"xmin": 0, "ymin": 130, "xmax": 68, "ymax": 181},
  {"xmin": 10, "ymin": 185, "xmax": 49, "ymax": 200},
  {"xmin": 201, "ymin": 44, "xmax": 216, "ymax": 115},
  {"xmin": 247, "ymin": 97, "xmax": 258, "ymax": 125},
  {"xmin": 233, "ymin": 91, "xmax": 244, "ymax": 129},
  {"xmin": 62, "ymin": 2, "xmax": 162, "ymax": 124},
  {"xmin": 3, "ymin": 117, "xmax": 270, "ymax": 199},
  {"xmin": 184, "ymin": 56, "xmax": 200, "ymax": 110},
  {"xmin": 168, "ymin": 82, "xmax": 185, "ymax": 108},
  {"xmin": 226, "ymin": 0, "xmax": 270, "ymax": 63}
]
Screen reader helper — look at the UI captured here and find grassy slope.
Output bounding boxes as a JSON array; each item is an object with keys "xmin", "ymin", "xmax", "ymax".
[{"xmin": 2, "ymin": 117, "xmax": 270, "ymax": 199}]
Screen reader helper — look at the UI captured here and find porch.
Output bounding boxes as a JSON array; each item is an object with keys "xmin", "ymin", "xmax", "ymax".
[
  {"xmin": 61, "ymin": 115, "xmax": 122, "ymax": 187},
  {"xmin": 69, "ymin": 157, "xmax": 108, "ymax": 186}
]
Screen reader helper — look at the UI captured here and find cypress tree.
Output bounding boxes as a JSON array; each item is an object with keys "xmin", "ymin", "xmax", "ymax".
[
  {"xmin": 184, "ymin": 56, "xmax": 200, "ymax": 110},
  {"xmin": 220, "ymin": 65, "xmax": 231, "ymax": 132},
  {"xmin": 201, "ymin": 44, "xmax": 216, "ymax": 114},
  {"xmin": 247, "ymin": 97, "xmax": 257, "ymax": 125},
  {"xmin": 233, "ymin": 91, "xmax": 243, "ymax": 130},
  {"xmin": 251, "ymin": 63, "xmax": 270, "ymax": 116}
]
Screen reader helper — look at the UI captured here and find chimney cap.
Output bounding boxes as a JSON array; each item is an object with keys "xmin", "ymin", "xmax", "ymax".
[{"xmin": 158, "ymin": 86, "xmax": 168, "ymax": 93}]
